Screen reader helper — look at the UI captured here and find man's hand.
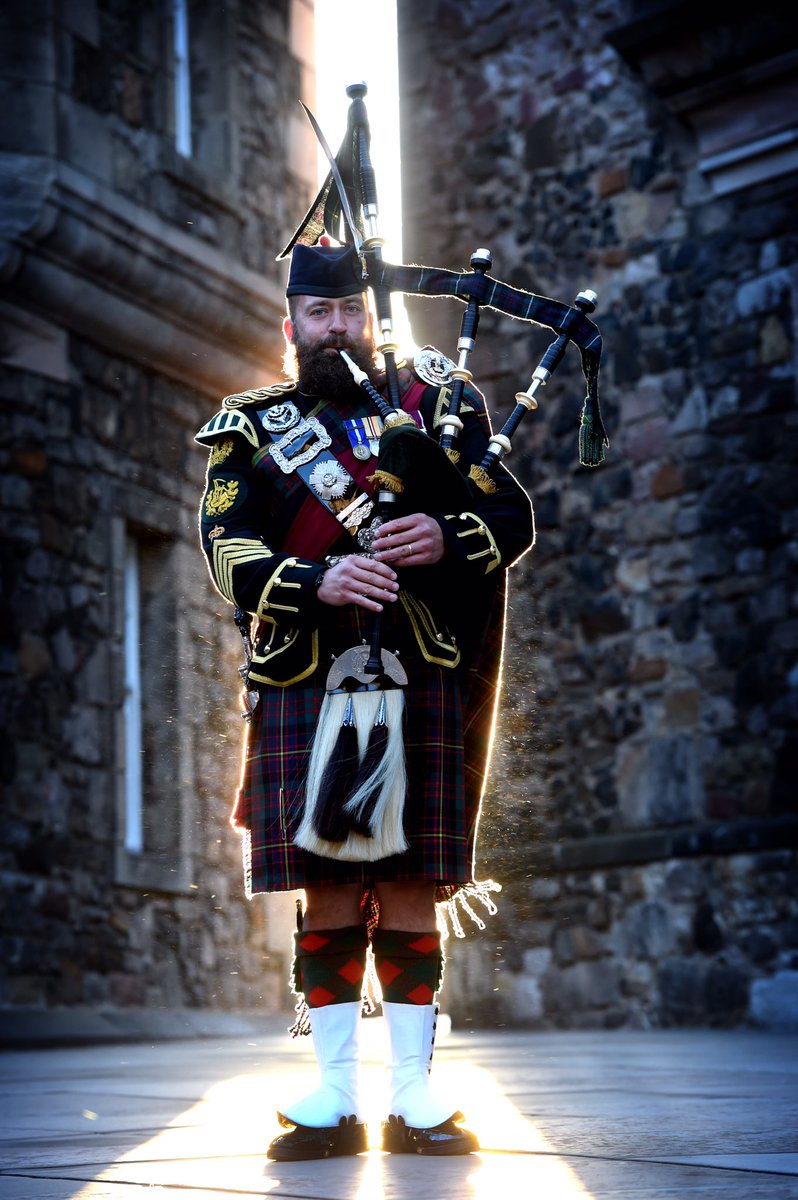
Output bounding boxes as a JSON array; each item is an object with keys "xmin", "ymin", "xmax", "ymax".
[
  {"xmin": 372, "ymin": 514, "xmax": 445, "ymax": 567},
  {"xmin": 317, "ymin": 555, "xmax": 399, "ymax": 612}
]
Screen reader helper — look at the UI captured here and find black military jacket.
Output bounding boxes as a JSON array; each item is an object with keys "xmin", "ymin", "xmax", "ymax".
[{"xmin": 196, "ymin": 361, "xmax": 533, "ymax": 687}]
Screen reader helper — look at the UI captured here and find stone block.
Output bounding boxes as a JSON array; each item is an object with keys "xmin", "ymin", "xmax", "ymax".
[
  {"xmin": 620, "ymin": 959, "xmax": 653, "ymax": 998},
  {"xmin": 692, "ymin": 901, "xmax": 725, "ymax": 953},
  {"xmin": 109, "ymin": 971, "xmax": 148, "ymax": 1007},
  {"xmin": 521, "ymin": 947, "xmax": 552, "ymax": 976},
  {"xmin": 623, "ymin": 901, "xmax": 674, "ymax": 960},
  {"xmin": 61, "ymin": 706, "xmax": 104, "ymax": 766},
  {"xmin": 704, "ymin": 961, "xmax": 749, "ymax": 1025},
  {"xmin": 616, "ymin": 734, "xmax": 704, "ymax": 828},
  {"xmin": 708, "ymin": 385, "xmax": 740, "ymax": 421},
  {"xmin": 615, "ymin": 556, "xmax": 649, "ymax": 595},
  {"xmin": 555, "ymin": 925, "xmax": 605, "ymax": 964},
  {"xmin": 0, "ymin": 83, "xmax": 58, "ymax": 155},
  {"xmin": 57, "ymin": 95, "xmax": 112, "ymax": 183},
  {"xmin": 735, "ymin": 268, "xmax": 791, "ymax": 318},
  {"xmin": 657, "ymin": 957, "xmax": 706, "ymax": 1023},
  {"xmin": 623, "ymin": 417, "xmax": 671, "ymax": 464},
  {"xmin": 650, "ymin": 461, "xmax": 685, "ymax": 499},
  {"xmin": 662, "ymin": 687, "xmax": 701, "ymax": 730},
  {"xmin": 501, "ymin": 971, "xmax": 545, "ymax": 1022},
  {"xmin": 760, "ymin": 314, "xmax": 792, "ymax": 365},
  {"xmin": 17, "ymin": 632, "xmax": 52, "ymax": 678},
  {"xmin": 543, "ymin": 959, "xmax": 620, "ymax": 1015},
  {"xmin": 750, "ymin": 970, "xmax": 798, "ymax": 1029},
  {"xmin": 597, "ymin": 165, "xmax": 627, "ymax": 198}
]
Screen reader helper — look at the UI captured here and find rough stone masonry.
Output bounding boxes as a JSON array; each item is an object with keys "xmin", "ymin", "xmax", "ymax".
[{"xmin": 398, "ymin": 0, "xmax": 798, "ymax": 1028}]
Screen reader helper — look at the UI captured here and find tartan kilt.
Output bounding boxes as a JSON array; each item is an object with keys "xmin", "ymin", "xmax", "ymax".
[{"xmin": 232, "ymin": 581, "xmax": 506, "ymax": 897}]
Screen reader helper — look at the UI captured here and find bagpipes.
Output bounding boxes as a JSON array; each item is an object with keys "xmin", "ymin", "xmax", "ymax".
[{"xmin": 282, "ymin": 83, "xmax": 607, "ymax": 862}]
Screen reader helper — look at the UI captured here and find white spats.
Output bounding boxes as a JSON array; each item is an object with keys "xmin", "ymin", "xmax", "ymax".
[
  {"xmin": 382, "ymin": 1001, "xmax": 457, "ymax": 1129},
  {"xmin": 279, "ymin": 1001, "xmax": 363, "ymax": 1128}
]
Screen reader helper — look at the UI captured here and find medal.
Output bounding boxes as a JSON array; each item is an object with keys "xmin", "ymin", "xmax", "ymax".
[{"xmin": 345, "ymin": 414, "xmax": 384, "ymax": 460}]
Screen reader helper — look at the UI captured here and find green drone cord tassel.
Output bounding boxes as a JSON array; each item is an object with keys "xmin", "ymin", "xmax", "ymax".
[{"xmin": 578, "ymin": 396, "xmax": 608, "ymax": 468}]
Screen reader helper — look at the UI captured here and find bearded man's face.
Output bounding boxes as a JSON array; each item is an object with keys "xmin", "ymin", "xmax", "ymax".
[{"xmin": 284, "ymin": 294, "xmax": 379, "ymax": 395}]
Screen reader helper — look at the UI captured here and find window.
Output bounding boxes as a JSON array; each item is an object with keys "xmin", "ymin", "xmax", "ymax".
[
  {"xmin": 123, "ymin": 535, "xmax": 144, "ymax": 854},
  {"xmin": 114, "ymin": 521, "xmax": 192, "ymax": 893},
  {"xmin": 172, "ymin": 0, "xmax": 192, "ymax": 157}
]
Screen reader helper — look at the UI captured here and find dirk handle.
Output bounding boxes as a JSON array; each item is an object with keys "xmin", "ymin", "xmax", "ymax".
[{"xmin": 440, "ymin": 248, "xmax": 493, "ymax": 455}]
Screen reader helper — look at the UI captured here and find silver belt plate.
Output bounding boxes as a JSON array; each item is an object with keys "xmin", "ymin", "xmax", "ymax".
[{"xmin": 269, "ymin": 416, "xmax": 331, "ymax": 473}]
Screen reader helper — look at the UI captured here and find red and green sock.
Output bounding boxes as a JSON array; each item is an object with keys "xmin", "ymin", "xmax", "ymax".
[
  {"xmin": 372, "ymin": 928, "xmax": 444, "ymax": 1005},
  {"xmin": 291, "ymin": 924, "xmax": 369, "ymax": 1009}
]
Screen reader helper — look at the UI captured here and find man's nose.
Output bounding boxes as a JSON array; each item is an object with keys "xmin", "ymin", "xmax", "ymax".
[{"xmin": 327, "ymin": 308, "xmax": 347, "ymax": 334}]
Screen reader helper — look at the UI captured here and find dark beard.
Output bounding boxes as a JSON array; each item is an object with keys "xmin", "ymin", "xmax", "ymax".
[{"xmin": 291, "ymin": 331, "xmax": 380, "ymax": 398}]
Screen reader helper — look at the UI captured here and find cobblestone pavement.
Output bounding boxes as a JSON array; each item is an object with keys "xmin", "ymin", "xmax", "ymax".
[{"xmin": 0, "ymin": 1021, "xmax": 796, "ymax": 1199}]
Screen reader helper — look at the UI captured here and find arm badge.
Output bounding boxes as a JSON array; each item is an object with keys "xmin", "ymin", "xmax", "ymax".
[
  {"xmin": 204, "ymin": 477, "xmax": 241, "ymax": 518},
  {"xmin": 209, "ymin": 439, "xmax": 234, "ymax": 467}
]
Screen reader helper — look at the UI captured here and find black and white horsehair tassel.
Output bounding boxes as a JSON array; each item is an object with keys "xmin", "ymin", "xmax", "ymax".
[
  {"xmin": 312, "ymin": 694, "xmax": 362, "ymax": 842},
  {"xmin": 295, "ymin": 688, "xmax": 408, "ymax": 862},
  {"xmin": 344, "ymin": 691, "xmax": 390, "ymax": 834},
  {"xmin": 342, "ymin": 688, "xmax": 407, "ymax": 861}
]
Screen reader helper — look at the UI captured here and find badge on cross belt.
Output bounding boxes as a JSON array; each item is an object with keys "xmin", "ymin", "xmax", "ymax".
[{"xmin": 309, "ymin": 458, "xmax": 352, "ymax": 501}]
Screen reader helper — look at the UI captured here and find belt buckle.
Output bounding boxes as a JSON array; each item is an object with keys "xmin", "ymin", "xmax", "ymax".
[{"xmin": 269, "ymin": 416, "xmax": 331, "ymax": 473}]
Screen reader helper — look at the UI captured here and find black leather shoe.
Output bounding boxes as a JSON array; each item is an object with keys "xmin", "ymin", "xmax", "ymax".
[
  {"xmin": 381, "ymin": 1112, "xmax": 479, "ymax": 1155},
  {"xmin": 267, "ymin": 1113, "xmax": 368, "ymax": 1161}
]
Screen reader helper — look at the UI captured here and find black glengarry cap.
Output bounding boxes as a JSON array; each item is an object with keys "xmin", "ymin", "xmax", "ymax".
[{"xmin": 286, "ymin": 244, "xmax": 364, "ymax": 298}]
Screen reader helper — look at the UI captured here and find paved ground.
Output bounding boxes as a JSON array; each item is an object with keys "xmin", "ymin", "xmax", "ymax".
[{"xmin": 0, "ymin": 1018, "xmax": 796, "ymax": 1199}]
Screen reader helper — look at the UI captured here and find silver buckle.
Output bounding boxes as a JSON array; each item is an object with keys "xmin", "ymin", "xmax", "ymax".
[{"xmin": 269, "ymin": 416, "xmax": 331, "ymax": 473}]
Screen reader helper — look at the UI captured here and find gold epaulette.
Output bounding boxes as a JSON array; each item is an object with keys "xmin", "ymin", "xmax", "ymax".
[
  {"xmin": 194, "ymin": 408, "xmax": 260, "ymax": 449},
  {"xmin": 223, "ymin": 381, "xmax": 298, "ymax": 410}
]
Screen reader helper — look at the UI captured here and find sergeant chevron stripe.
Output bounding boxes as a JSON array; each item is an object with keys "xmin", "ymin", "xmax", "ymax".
[{"xmin": 212, "ymin": 538, "xmax": 272, "ymax": 604}]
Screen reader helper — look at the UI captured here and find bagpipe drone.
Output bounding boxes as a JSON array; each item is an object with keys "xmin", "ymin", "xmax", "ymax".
[{"xmin": 271, "ymin": 83, "xmax": 608, "ymax": 862}]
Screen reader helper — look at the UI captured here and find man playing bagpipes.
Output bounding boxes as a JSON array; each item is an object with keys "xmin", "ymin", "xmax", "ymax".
[
  {"xmin": 197, "ymin": 239, "xmax": 533, "ymax": 1158},
  {"xmin": 197, "ymin": 81, "xmax": 605, "ymax": 1162}
]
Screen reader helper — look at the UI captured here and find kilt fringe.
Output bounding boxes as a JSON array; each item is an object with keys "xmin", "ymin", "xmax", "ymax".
[{"xmin": 436, "ymin": 878, "xmax": 502, "ymax": 939}]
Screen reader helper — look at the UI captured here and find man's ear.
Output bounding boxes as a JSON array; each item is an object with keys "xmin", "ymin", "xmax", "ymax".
[{"xmin": 283, "ymin": 315, "xmax": 294, "ymax": 344}]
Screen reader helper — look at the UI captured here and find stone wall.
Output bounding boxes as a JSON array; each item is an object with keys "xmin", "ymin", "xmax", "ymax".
[
  {"xmin": 1, "ymin": 0, "xmax": 315, "ymax": 1015},
  {"xmin": 398, "ymin": 0, "xmax": 798, "ymax": 1027}
]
